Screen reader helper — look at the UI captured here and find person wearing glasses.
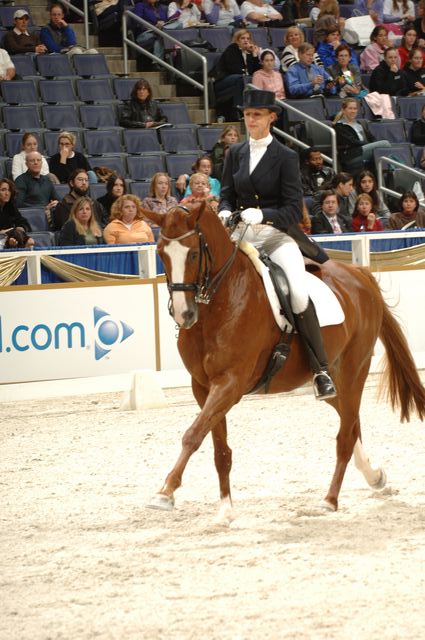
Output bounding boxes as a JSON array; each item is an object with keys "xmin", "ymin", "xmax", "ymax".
[
  {"xmin": 51, "ymin": 169, "xmax": 108, "ymax": 232},
  {"xmin": 3, "ymin": 9, "xmax": 47, "ymax": 55}
]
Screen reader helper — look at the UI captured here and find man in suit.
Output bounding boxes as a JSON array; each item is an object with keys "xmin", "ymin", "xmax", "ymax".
[
  {"xmin": 219, "ymin": 88, "xmax": 336, "ymax": 400},
  {"xmin": 311, "ymin": 190, "xmax": 351, "ymax": 234}
]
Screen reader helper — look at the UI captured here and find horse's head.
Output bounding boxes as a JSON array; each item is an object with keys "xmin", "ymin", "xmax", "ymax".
[{"xmin": 142, "ymin": 201, "xmax": 222, "ymax": 329}]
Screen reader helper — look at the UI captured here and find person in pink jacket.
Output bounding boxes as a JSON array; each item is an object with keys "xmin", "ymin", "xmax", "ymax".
[
  {"xmin": 252, "ymin": 50, "xmax": 285, "ymax": 99},
  {"xmin": 360, "ymin": 25, "xmax": 392, "ymax": 71}
]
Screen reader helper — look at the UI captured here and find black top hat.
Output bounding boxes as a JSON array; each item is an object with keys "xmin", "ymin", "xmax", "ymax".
[{"xmin": 237, "ymin": 89, "xmax": 282, "ymax": 114}]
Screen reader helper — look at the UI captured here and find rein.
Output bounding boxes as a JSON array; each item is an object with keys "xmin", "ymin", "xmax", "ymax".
[{"xmin": 160, "ymin": 212, "xmax": 238, "ymax": 306}]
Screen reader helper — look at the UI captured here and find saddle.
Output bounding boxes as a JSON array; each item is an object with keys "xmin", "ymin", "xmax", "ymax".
[{"xmin": 238, "ymin": 241, "xmax": 344, "ymax": 394}]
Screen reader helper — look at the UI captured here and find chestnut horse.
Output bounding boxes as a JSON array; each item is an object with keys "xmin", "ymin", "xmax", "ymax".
[{"xmin": 144, "ymin": 202, "xmax": 425, "ymax": 522}]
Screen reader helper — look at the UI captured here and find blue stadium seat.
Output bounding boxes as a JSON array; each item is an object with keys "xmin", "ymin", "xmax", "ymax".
[
  {"xmin": 113, "ymin": 77, "xmax": 138, "ymax": 101},
  {"xmin": 39, "ymin": 79, "xmax": 78, "ymax": 104},
  {"xmin": 31, "ymin": 231, "xmax": 55, "ymax": 247},
  {"xmin": 397, "ymin": 96, "xmax": 425, "ymax": 121},
  {"xmin": 367, "ymin": 119, "xmax": 408, "ymax": 144},
  {"xmin": 3, "ymin": 105, "xmax": 43, "ymax": 130},
  {"xmin": 199, "ymin": 27, "xmax": 231, "ymax": 52},
  {"xmin": 36, "ymin": 54, "xmax": 75, "ymax": 79},
  {"xmin": 127, "ymin": 154, "xmax": 166, "ymax": 181},
  {"xmin": 130, "ymin": 181, "xmax": 152, "ymax": 200},
  {"xmin": 373, "ymin": 144, "xmax": 415, "ymax": 171},
  {"xmin": 285, "ymin": 98, "xmax": 327, "ymax": 123},
  {"xmin": 197, "ymin": 127, "xmax": 222, "ymax": 152},
  {"xmin": 162, "ymin": 28, "xmax": 198, "ymax": 47},
  {"xmin": 84, "ymin": 129, "xmax": 122, "ymax": 155},
  {"xmin": 72, "ymin": 54, "xmax": 112, "ymax": 78},
  {"xmin": 324, "ymin": 97, "xmax": 342, "ymax": 119},
  {"xmin": 247, "ymin": 27, "xmax": 269, "ymax": 49},
  {"xmin": 268, "ymin": 28, "xmax": 288, "ymax": 50},
  {"xmin": 88, "ymin": 155, "xmax": 127, "ymax": 177},
  {"xmin": 10, "ymin": 54, "xmax": 38, "ymax": 78},
  {"xmin": 21, "ymin": 208, "xmax": 49, "ymax": 231},
  {"xmin": 42, "ymin": 104, "xmax": 81, "ymax": 130},
  {"xmin": 123, "ymin": 129, "xmax": 161, "ymax": 154},
  {"xmin": 89, "ymin": 182, "xmax": 107, "ymax": 199},
  {"xmin": 339, "ymin": 4, "xmax": 354, "ymax": 17},
  {"xmin": 160, "ymin": 102, "xmax": 193, "ymax": 126},
  {"xmin": 79, "ymin": 104, "xmax": 119, "ymax": 129},
  {"xmin": 165, "ymin": 153, "xmax": 200, "ymax": 178},
  {"xmin": 76, "ymin": 78, "xmax": 116, "ymax": 103},
  {"xmin": 159, "ymin": 127, "xmax": 199, "ymax": 153},
  {"xmin": 1, "ymin": 80, "xmax": 39, "ymax": 104},
  {"xmin": 53, "ymin": 183, "xmax": 71, "ymax": 200}
]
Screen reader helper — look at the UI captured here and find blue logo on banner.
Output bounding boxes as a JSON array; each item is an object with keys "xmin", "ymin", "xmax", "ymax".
[{"xmin": 93, "ymin": 306, "xmax": 134, "ymax": 361}]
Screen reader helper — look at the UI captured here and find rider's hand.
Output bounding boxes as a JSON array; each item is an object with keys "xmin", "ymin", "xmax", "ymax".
[
  {"xmin": 218, "ymin": 209, "xmax": 232, "ymax": 225},
  {"xmin": 241, "ymin": 208, "xmax": 263, "ymax": 225}
]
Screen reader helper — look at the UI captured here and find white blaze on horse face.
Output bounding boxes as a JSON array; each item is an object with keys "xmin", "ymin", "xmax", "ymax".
[{"xmin": 164, "ymin": 240, "xmax": 190, "ymax": 326}]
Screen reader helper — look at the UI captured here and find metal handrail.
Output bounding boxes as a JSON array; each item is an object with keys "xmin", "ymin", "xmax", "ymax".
[
  {"xmin": 57, "ymin": 0, "xmax": 90, "ymax": 50},
  {"xmin": 277, "ymin": 97, "xmax": 337, "ymax": 171},
  {"xmin": 246, "ymin": 84, "xmax": 337, "ymax": 170},
  {"xmin": 122, "ymin": 11, "xmax": 209, "ymax": 122},
  {"xmin": 377, "ymin": 156, "xmax": 425, "ymax": 200}
]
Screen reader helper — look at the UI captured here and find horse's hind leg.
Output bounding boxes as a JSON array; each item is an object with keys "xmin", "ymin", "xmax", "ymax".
[
  {"xmin": 323, "ymin": 357, "xmax": 374, "ymax": 511},
  {"xmin": 353, "ymin": 438, "xmax": 387, "ymax": 490}
]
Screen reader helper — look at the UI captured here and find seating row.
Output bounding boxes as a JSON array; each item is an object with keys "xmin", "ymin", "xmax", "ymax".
[
  {"xmin": 0, "ymin": 99, "xmax": 196, "ymax": 130},
  {"xmin": 0, "ymin": 124, "xmax": 223, "ymax": 157},
  {"xmin": 7, "ymin": 53, "xmax": 112, "ymax": 80},
  {"xmin": 1, "ymin": 151, "xmax": 202, "ymax": 180}
]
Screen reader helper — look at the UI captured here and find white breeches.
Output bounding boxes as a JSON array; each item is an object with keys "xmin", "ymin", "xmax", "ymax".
[{"xmin": 233, "ymin": 224, "xmax": 309, "ymax": 314}]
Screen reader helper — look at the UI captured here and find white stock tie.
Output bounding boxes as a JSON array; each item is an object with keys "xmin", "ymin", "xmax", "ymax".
[{"xmin": 249, "ymin": 135, "xmax": 272, "ymax": 173}]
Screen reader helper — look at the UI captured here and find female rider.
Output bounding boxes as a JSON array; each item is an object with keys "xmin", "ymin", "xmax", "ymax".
[{"xmin": 218, "ymin": 89, "xmax": 336, "ymax": 400}]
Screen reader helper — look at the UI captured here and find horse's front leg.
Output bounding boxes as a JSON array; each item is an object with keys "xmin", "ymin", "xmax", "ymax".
[
  {"xmin": 147, "ymin": 374, "xmax": 241, "ymax": 512},
  {"xmin": 191, "ymin": 379, "xmax": 234, "ymax": 524}
]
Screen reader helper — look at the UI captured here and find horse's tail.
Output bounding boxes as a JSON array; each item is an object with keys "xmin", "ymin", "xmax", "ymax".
[{"xmin": 379, "ymin": 292, "xmax": 425, "ymax": 423}]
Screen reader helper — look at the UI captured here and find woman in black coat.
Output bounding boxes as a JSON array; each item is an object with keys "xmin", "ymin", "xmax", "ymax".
[
  {"xmin": 333, "ymin": 97, "xmax": 390, "ymax": 172},
  {"xmin": 0, "ymin": 178, "xmax": 34, "ymax": 249},
  {"xmin": 213, "ymin": 29, "xmax": 262, "ymax": 121},
  {"xmin": 369, "ymin": 47, "xmax": 404, "ymax": 95},
  {"xmin": 219, "ymin": 88, "xmax": 336, "ymax": 399},
  {"xmin": 399, "ymin": 47, "xmax": 425, "ymax": 96},
  {"xmin": 58, "ymin": 196, "xmax": 104, "ymax": 246},
  {"xmin": 97, "ymin": 174, "xmax": 127, "ymax": 218},
  {"xmin": 118, "ymin": 78, "xmax": 167, "ymax": 128}
]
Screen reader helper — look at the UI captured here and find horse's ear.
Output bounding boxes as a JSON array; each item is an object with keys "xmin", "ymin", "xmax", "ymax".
[
  {"xmin": 140, "ymin": 208, "xmax": 164, "ymax": 227},
  {"xmin": 186, "ymin": 200, "xmax": 206, "ymax": 224}
]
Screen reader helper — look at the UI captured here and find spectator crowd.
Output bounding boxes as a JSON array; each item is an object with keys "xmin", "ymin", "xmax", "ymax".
[{"xmin": 2, "ymin": 0, "xmax": 425, "ymax": 251}]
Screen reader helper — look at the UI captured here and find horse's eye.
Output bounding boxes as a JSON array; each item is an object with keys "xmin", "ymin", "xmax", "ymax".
[{"xmin": 189, "ymin": 250, "xmax": 199, "ymax": 262}]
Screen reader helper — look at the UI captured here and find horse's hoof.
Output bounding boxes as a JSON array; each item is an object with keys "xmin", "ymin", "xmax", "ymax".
[
  {"xmin": 370, "ymin": 469, "xmax": 387, "ymax": 490},
  {"xmin": 146, "ymin": 493, "xmax": 175, "ymax": 511},
  {"xmin": 321, "ymin": 499, "xmax": 337, "ymax": 512}
]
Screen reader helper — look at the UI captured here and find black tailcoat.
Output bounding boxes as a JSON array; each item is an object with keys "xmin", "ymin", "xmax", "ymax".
[{"xmin": 219, "ymin": 138, "xmax": 303, "ymax": 230}]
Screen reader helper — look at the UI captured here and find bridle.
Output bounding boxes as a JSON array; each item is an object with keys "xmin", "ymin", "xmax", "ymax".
[{"xmin": 159, "ymin": 206, "xmax": 238, "ymax": 308}]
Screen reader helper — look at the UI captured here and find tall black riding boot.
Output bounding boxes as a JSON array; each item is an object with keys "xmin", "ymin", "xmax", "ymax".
[{"xmin": 294, "ymin": 300, "xmax": 337, "ymax": 400}]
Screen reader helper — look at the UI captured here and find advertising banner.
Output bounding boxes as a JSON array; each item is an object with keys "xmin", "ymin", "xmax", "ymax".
[{"xmin": 0, "ymin": 282, "xmax": 156, "ymax": 384}]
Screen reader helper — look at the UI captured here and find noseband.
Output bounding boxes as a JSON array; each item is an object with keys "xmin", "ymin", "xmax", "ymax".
[{"xmin": 159, "ymin": 207, "xmax": 238, "ymax": 308}]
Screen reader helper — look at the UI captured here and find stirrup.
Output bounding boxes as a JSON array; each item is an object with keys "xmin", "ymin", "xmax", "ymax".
[{"xmin": 313, "ymin": 371, "xmax": 337, "ymax": 400}]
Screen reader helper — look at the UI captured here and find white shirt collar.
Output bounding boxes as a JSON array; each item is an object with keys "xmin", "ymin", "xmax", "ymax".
[{"xmin": 249, "ymin": 133, "xmax": 273, "ymax": 149}]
